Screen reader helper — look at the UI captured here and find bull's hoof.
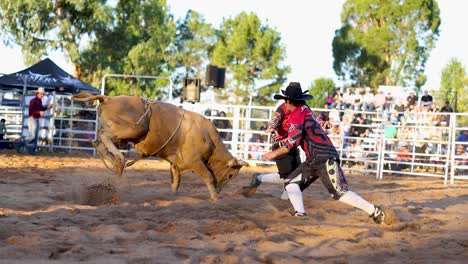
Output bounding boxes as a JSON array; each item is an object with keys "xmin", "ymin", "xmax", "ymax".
[
  {"xmin": 236, "ymin": 186, "xmax": 258, "ymax": 198},
  {"xmin": 114, "ymin": 156, "xmax": 126, "ymax": 176}
]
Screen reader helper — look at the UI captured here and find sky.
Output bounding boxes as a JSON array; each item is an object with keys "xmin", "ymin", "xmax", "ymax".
[{"xmin": 0, "ymin": 0, "xmax": 466, "ymax": 92}]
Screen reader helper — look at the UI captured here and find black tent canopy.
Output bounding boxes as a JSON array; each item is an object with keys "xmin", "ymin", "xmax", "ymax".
[{"xmin": 0, "ymin": 58, "xmax": 100, "ymax": 94}]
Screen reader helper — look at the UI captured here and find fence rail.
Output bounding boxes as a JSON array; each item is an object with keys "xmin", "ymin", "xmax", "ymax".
[{"xmin": 1, "ymin": 98, "xmax": 466, "ymax": 184}]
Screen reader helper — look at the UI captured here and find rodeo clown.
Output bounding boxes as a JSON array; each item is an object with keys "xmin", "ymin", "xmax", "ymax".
[
  {"xmin": 244, "ymin": 82, "xmax": 318, "ymax": 199},
  {"xmin": 259, "ymin": 82, "xmax": 387, "ymax": 224}
]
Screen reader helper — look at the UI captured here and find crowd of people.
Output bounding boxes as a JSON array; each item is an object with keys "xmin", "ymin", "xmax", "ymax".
[
  {"xmin": 327, "ymin": 87, "xmax": 451, "ymax": 114},
  {"xmin": 317, "ymin": 87, "xmax": 466, "ymax": 173}
]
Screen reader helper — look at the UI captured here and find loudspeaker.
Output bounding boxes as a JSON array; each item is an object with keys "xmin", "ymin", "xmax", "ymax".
[
  {"xmin": 206, "ymin": 65, "xmax": 218, "ymax": 87},
  {"xmin": 183, "ymin": 78, "xmax": 201, "ymax": 103},
  {"xmin": 217, "ymin": 67, "xmax": 226, "ymax": 88}
]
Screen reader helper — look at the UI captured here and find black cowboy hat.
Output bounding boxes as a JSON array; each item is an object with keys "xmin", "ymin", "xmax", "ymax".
[{"xmin": 273, "ymin": 82, "xmax": 313, "ymax": 101}]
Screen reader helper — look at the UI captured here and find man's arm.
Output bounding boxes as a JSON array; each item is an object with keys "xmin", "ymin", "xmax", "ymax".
[
  {"xmin": 262, "ymin": 146, "xmax": 289, "ymax": 161},
  {"xmin": 263, "ymin": 109, "xmax": 305, "ymax": 161},
  {"xmin": 266, "ymin": 106, "xmax": 284, "ymax": 132}
]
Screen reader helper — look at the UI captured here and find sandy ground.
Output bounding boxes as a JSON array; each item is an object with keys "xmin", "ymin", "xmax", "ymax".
[{"xmin": 0, "ymin": 151, "xmax": 467, "ymax": 264}]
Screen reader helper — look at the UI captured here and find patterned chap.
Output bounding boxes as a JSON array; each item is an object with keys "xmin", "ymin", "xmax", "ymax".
[
  {"xmin": 322, "ymin": 158, "xmax": 348, "ymax": 199},
  {"xmin": 287, "ymin": 158, "xmax": 348, "ymax": 199}
]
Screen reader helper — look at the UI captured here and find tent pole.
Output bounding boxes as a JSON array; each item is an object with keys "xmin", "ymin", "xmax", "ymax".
[{"xmin": 21, "ymin": 76, "xmax": 27, "ymax": 140}]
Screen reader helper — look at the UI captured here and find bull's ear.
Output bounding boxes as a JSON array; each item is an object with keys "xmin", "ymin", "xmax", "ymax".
[{"xmin": 228, "ymin": 158, "xmax": 249, "ymax": 168}]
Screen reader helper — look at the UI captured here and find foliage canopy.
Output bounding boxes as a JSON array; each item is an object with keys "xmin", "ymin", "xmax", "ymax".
[
  {"xmin": 332, "ymin": 0, "xmax": 441, "ymax": 91},
  {"xmin": 437, "ymin": 58, "xmax": 467, "ymax": 113},
  {"xmin": 210, "ymin": 12, "xmax": 290, "ymax": 105}
]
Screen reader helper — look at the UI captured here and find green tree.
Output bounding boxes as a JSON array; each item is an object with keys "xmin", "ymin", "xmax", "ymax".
[
  {"xmin": 438, "ymin": 58, "xmax": 467, "ymax": 113},
  {"xmin": 172, "ymin": 10, "xmax": 215, "ymax": 92},
  {"xmin": 0, "ymin": 0, "xmax": 175, "ymax": 98},
  {"xmin": 81, "ymin": 0, "xmax": 175, "ymax": 98},
  {"xmin": 0, "ymin": 0, "xmax": 111, "ymax": 77},
  {"xmin": 210, "ymin": 12, "xmax": 290, "ymax": 105},
  {"xmin": 306, "ymin": 78, "xmax": 336, "ymax": 108},
  {"xmin": 332, "ymin": 0, "xmax": 440, "ymax": 91}
]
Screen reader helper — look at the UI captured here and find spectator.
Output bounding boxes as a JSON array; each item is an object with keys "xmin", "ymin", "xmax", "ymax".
[
  {"xmin": 454, "ymin": 144, "xmax": 468, "ymax": 174},
  {"xmin": 346, "ymin": 139, "xmax": 365, "ymax": 167},
  {"xmin": 430, "ymin": 107, "xmax": 442, "ymax": 126},
  {"xmin": 249, "ymin": 138, "xmax": 265, "ymax": 160},
  {"xmin": 440, "ymin": 101, "xmax": 454, "ymax": 126},
  {"xmin": 362, "ymin": 87, "xmax": 375, "ymax": 111},
  {"xmin": 329, "ymin": 107, "xmax": 341, "ymax": 124},
  {"xmin": 396, "ymin": 121, "xmax": 411, "ymax": 149},
  {"xmin": 414, "ymin": 133, "xmax": 428, "ymax": 168},
  {"xmin": 441, "ymin": 101, "xmax": 454, "ymax": 113},
  {"xmin": 373, "ymin": 90, "xmax": 386, "ymax": 110},
  {"xmin": 331, "ymin": 88, "xmax": 343, "ymax": 110},
  {"xmin": 391, "ymin": 143, "xmax": 411, "ymax": 171},
  {"xmin": 457, "ymin": 130, "xmax": 468, "ymax": 142},
  {"xmin": 329, "ymin": 124, "xmax": 342, "ymax": 148},
  {"xmin": 342, "ymin": 109, "xmax": 355, "ymax": 148},
  {"xmin": 406, "ymin": 91, "xmax": 418, "ymax": 111},
  {"xmin": 204, "ymin": 109, "xmax": 214, "ymax": 117},
  {"xmin": 351, "ymin": 88, "xmax": 363, "ymax": 110},
  {"xmin": 394, "ymin": 99, "xmax": 406, "ymax": 121},
  {"xmin": 0, "ymin": 118, "xmax": 6, "ymax": 149},
  {"xmin": 384, "ymin": 92, "xmax": 393, "ymax": 111},
  {"xmin": 351, "ymin": 116, "xmax": 370, "ymax": 138},
  {"xmin": 213, "ymin": 111, "xmax": 232, "ymax": 141},
  {"xmin": 384, "ymin": 121, "xmax": 398, "ymax": 150},
  {"xmin": 396, "ymin": 120, "xmax": 410, "ymax": 137},
  {"xmin": 318, "ymin": 106, "xmax": 333, "ymax": 132},
  {"xmin": 420, "ymin": 90, "xmax": 433, "ymax": 110},
  {"xmin": 27, "ymin": 87, "xmax": 53, "ymax": 154},
  {"xmin": 429, "ymin": 103, "xmax": 439, "ymax": 113},
  {"xmin": 325, "ymin": 94, "xmax": 334, "ymax": 107},
  {"xmin": 342, "ymin": 87, "xmax": 353, "ymax": 109}
]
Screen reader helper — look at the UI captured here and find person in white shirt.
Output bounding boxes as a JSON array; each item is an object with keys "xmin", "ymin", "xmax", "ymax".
[
  {"xmin": 362, "ymin": 87, "xmax": 375, "ymax": 111},
  {"xmin": 342, "ymin": 87, "xmax": 352, "ymax": 109},
  {"xmin": 352, "ymin": 88, "xmax": 363, "ymax": 111}
]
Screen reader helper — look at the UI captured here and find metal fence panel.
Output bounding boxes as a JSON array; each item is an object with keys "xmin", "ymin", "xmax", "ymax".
[{"xmin": 2, "ymin": 97, "xmax": 467, "ymax": 184}]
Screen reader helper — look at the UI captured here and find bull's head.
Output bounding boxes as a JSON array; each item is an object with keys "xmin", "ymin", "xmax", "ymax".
[{"xmin": 215, "ymin": 158, "xmax": 249, "ymax": 193}]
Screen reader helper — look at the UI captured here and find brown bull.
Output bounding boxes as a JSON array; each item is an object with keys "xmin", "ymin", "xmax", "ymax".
[{"xmin": 72, "ymin": 93, "xmax": 248, "ymax": 200}]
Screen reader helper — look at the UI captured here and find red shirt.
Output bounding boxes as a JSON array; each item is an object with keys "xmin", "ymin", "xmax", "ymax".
[
  {"xmin": 286, "ymin": 104, "xmax": 339, "ymax": 163},
  {"xmin": 29, "ymin": 97, "xmax": 47, "ymax": 119}
]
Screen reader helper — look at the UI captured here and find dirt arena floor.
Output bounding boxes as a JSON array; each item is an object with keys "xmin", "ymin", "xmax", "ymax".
[{"xmin": 0, "ymin": 152, "xmax": 467, "ymax": 264}]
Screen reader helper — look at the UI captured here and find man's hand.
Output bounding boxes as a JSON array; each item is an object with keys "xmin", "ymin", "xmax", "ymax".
[
  {"xmin": 262, "ymin": 151, "xmax": 276, "ymax": 161},
  {"xmin": 265, "ymin": 129, "xmax": 283, "ymax": 141},
  {"xmin": 47, "ymin": 104, "xmax": 53, "ymax": 109},
  {"xmin": 262, "ymin": 146, "xmax": 290, "ymax": 161},
  {"xmin": 39, "ymin": 111, "xmax": 45, "ymax": 116}
]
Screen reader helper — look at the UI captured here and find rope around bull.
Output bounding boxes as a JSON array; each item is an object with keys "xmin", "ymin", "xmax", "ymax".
[{"xmin": 125, "ymin": 99, "xmax": 185, "ymax": 168}]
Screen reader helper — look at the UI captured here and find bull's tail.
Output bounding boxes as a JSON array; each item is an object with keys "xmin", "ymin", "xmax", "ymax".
[{"xmin": 72, "ymin": 92, "xmax": 108, "ymax": 103}]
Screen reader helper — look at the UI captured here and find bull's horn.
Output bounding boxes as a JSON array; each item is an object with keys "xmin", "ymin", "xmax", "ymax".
[
  {"xmin": 227, "ymin": 158, "xmax": 249, "ymax": 168},
  {"xmin": 237, "ymin": 159, "xmax": 249, "ymax": 167}
]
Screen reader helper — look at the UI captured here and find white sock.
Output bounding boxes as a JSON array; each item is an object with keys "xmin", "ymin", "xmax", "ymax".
[
  {"xmin": 257, "ymin": 172, "xmax": 286, "ymax": 184},
  {"xmin": 285, "ymin": 183, "xmax": 305, "ymax": 214},
  {"xmin": 280, "ymin": 189, "xmax": 289, "ymax": 200},
  {"xmin": 339, "ymin": 191, "xmax": 375, "ymax": 215}
]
